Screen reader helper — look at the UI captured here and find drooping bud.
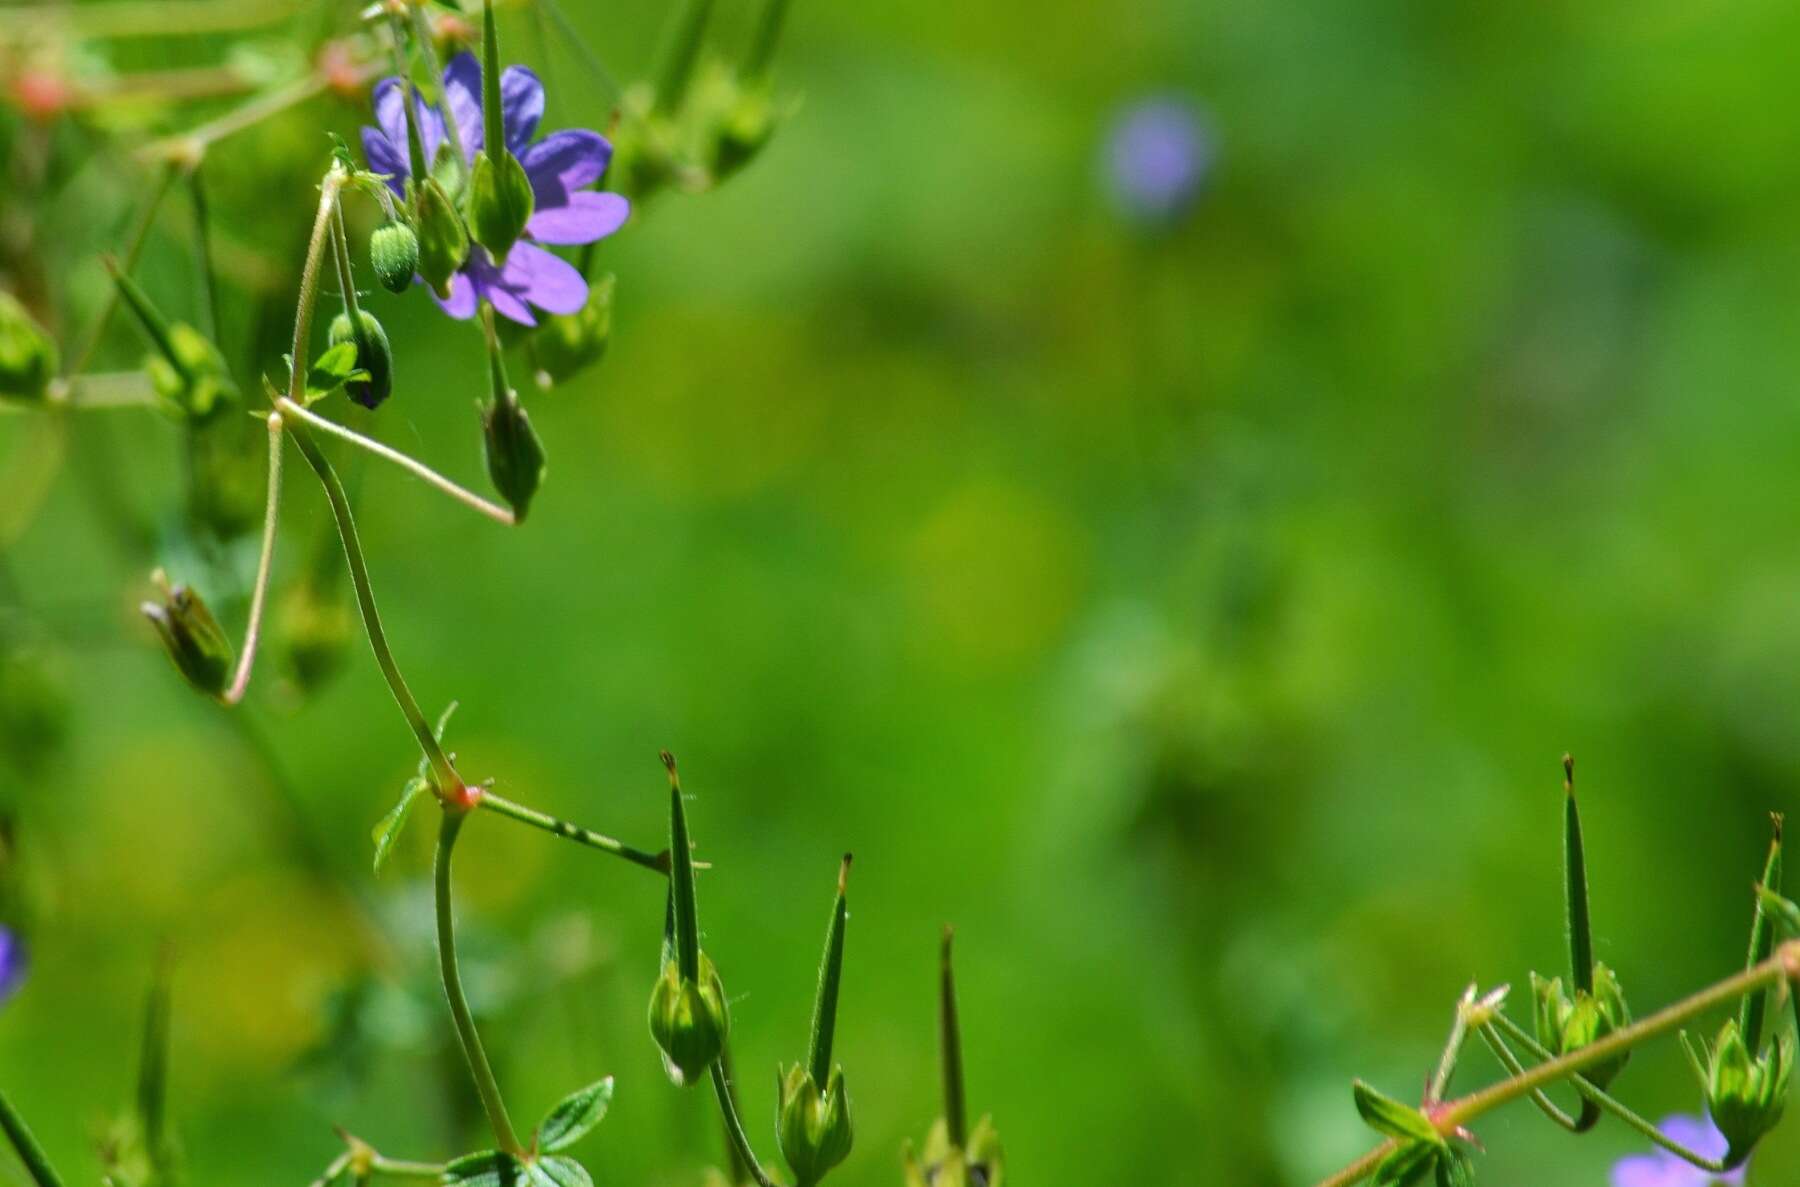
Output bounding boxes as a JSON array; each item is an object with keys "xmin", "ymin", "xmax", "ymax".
[
  {"xmin": 778, "ymin": 1064, "xmax": 852, "ymax": 1187},
  {"xmin": 327, "ymin": 309, "xmax": 394, "ymax": 409},
  {"xmin": 1698, "ymin": 1019, "xmax": 1791, "ymax": 1166},
  {"xmin": 481, "ymin": 311, "xmax": 545, "ymax": 520},
  {"xmin": 140, "ymin": 569, "xmax": 234, "ymax": 700},
  {"xmin": 412, "ymin": 177, "xmax": 469, "ymax": 299},
  {"xmin": 532, "ymin": 273, "xmax": 614, "ymax": 388},
  {"xmin": 369, "ymin": 220, "xmax": 420, "ymax": 294},
  {"xmin": 647, "ymin": 751, "xmax": 730, "ymax": 1085},
  {"xmin": 0, "ymin": 291, "xmax": 58, "ymax": 403}
]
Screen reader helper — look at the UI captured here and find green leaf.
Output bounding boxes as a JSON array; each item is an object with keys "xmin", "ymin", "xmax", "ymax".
[
  {"xmin": 537, "ymin": 1077, "xmax": 614, "ymax": 1153},
  {"xmin": 443, "ymin": 1151, "xmax": 528, "ymax": 1187},
  {"xmin": 372, "ymin": 775, "xmax": 429, "ymax": 873},
  {"xmin": 1372, "ymin": 1142, "xmax": 1437, "ymax": 1187},
  {"xmin": 305, "ymin": 341, "xmax": 369, "ymax": 401},
  {"xmin": 1435, "ymin": 1149, "xmax": 1475, "ymax": 1187},
  {"xmin": 527, "ymin": 1156, "xmax": 592, "ymax": 1187},
  {"xmin": 1352, "ymin": 1080, "xmax": 1441, "ymax": 1145}
]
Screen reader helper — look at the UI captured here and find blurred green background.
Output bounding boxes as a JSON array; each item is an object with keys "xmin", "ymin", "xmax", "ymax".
[{"xmin": 7, "ymin": 1, "xmax": 1800, "ymax": 1184}]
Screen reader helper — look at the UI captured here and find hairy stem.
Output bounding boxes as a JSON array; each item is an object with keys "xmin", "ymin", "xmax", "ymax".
[
  {"xmin": 710, "ymin": 1060, "xmax": 781, "ymax": 1187},
  {"xmin": 222, "ymin": 411, "xmax": 284, "ymax": 705},
  {"xmin": 277, "ymin": 397, "xmax": 515, "ymax": 526},
  {"xmin": 434, "ymin": 811, "xmax": 522, "ymax": 1155},
  {"xmin": 476, "ymin": 789, "xmax": 667, "ymax": 873}
]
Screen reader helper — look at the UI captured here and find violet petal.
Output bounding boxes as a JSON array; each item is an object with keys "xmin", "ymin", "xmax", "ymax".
[
  {"xmin": 500, "ymin": 65, "xmax": 544, "ymax": 155},
  {"xmin": 526, "ymin": 191, "xmax": 630, "ymax": 245},
  {"xmin": 442, "ymin": 52, "xmax": 484, "ymax": 161},
  {"xmin": 361, "ymin": 127, "xmax": 408, "ymax": 195},
  {"xmin": 522, "ymin": 130, "xmax": 614, "ymax": 205},
  {"xmin": 506, "ymin": 242, "xmax": 588, "ymax": 315},
  {"xmin": 432, "ymin": 271, "xmax": 481, "ymax": 320}
]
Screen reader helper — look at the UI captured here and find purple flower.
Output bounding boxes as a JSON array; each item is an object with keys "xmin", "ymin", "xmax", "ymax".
[
  {"xmin": 0, "ymin": 926, "xmax": 25, "ymax": 1006},
  {"xmin": 1103, "ymin": 96, "xmax": 1215, "ymax": 224},
  {"xmin": 1611, "ymin": 1115, "xmax": 1745, "ymax": 1187},
  {"xmin": 360, "ymin": 53, "xmax": 629, "ymax": 326}
]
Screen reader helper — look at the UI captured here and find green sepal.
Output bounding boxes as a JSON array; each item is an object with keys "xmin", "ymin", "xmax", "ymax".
[
  {"xmin": 468, "ymin": 149, "xmax": 535, "ymax": 266},
  {"xmin": 1372, "ymin": 1142, "xmax": 1438, "ymax": 1187},
  {"xmin": 1352, "ymin": 1080, "xmax": 1441, "ymax": 1146},
  {"xmin": 647, "ymin": 950, "xmax": 729, "ymax": 1086},
  {"xmin": 327, "ymin": 309, "xmax": 394, "ymax": 409},
  {"xmin": 537, "ymin": 1077, "xmax": 614, "ymax": 1153},
  {"xmin": 302, "ymin": 342, "xmax": 370, "ymax": 403},
  {"xmin": 777, "ymin": 1063, "xmax": 853, "ymax": 1187},
  {"xmin": 412, "ymin": 176, "xmax": 469, "ymax": 298},
  {"xmin": 1701, "ymin": 1019, "xmax": 1791, "ymax": 1166},
  {"xmin": 0, "ymin": 291, "xmax": 58, "ymax": 403}
]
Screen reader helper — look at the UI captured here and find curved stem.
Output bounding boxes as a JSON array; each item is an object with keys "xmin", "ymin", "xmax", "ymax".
[
  {"xmin": 1312, "ymin": 949, "xmax": 1795, "ymax": 1187},
  {"xmin": 1486, "ymin": 1012, "xmax": 1730, "ymax": 1172},
  {"xmin": 1425, "ymin": 985, "xmax": 1475, "ymax": 1104},
  {"xmin": 434, "ymin": 811, "xmax": 523, "ymax": 1155},
  {"xmin": 277, "ymin": 397, "xmax": 514, "ymax": 526},
  {"xmin": 307, "ymin": 1150, "xmax": 352, "ymax": 1187},
  {"xmin": 1474, "ymin": 1022, "xmax": 1581, "ymax": 1131},
  {"xmin": 710, "ymin": 1060, "xmax": 781, "ymax": 1187},
  {"xmin": 287, "ymin": 169, "xmax": 344, "ymax": 402},
  {"xmin": 285, "ymin": 419, "xmax": 457, "ymax": 790},
  {"xmin": 222, "ymin": 411, "xmax": 284, "ymax": 705},
  {"xmin": 475, "ymin": 789, "xmax": 667, "ymax": 873},
  {"xmin": 0, "ymin": 1087, "xmax": 66, "ymax": 1187}
]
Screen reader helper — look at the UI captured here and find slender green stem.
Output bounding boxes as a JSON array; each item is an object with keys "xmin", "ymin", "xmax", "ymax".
[
  {"xmin": 329, "ymin": 202, "xmax": 363, "ymax": 327},
  {"xmin": 1474, "ymin": 1021, "xmax": 1581, "ymax": 1131},
  {"xmin": 186, "ymin": 163, "xmax": 220, "ymax": 339},
  {"xmin": 0, "ymin": 1087, "xmax": 66, "ymax": 1187},
  {"xmin": 710, "ymin": 1061, "xmax": 781, "ymax": 1187},
  {"xmin": 1485, "ymin": 1013, "xmax": 1729, "ymax": 1169},
  {"xmin": 277, "ymin": 396, "xmax": 515, "ymax": 526},
  {"xmin": 475, "ymin": 789, "xmax": 667, "ymax": 872},
  {"xmin": 1312, "ymin": 947, "xmax": 1798, "ymax": 1187},
  {"xmin": 285, "ymin": 420, "xmax": 457, "ymax": 791},
  {"xmin": 1426, "ymin": 984, "xmax": 1475, "ymax": 1104},
  {"xmin": 537, "ymin": 0, "xmax": 620, "ymax": 100},
  {"xmin": 223, "ymin": 411, "xmax": 284, "ymax": 705},
  {"xmin": 433, "ymin": 811, "xmax": 523, "ymax": 1155},
  {"xmin": 370, "ymin": 1156, "xmax": 443, "ymax": 1178},
  {"xmin": 409, "ymin": 4, "xmax": 468, "ymax": 170},
  {"xmin": 939, "ymin": 926, "xmax": 966, "ymax": 1148},
  {"xmin": 743, "ymin": 0, "xmax": 793, "ymax": 81},
  {"xmin": 652, "ymin": 0, "xmax": 717, "ymax": 114},
  {"xmin": 0, "ymin": 0, "xmax": 301, "ymax": 41},
  {"xmin": 65, "ymin": 162, "xmax": 178, "ymax": 380},
  {"xmin": 308, "ymin": 1150, "xmax": 353, "ymax": 1187},
  {"xmin": 288, "ymin": 170, "xmax": 344, "ymax": 400}
]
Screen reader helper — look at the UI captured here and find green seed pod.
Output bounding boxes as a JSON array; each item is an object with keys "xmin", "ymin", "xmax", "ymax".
[
  {"xmin": 777, "ymin": 1064, "xmax": 852, "ymax": 1187},
  {"xmin": 412, "ymin": 177, "xmax": 469, "ymax": 299},
  {"xmin": 0, "ymin": 291, "xmax": 57, "ymax": 403},
  {"xmin": 327, "ymin": 309, "xmax": 393, "ymax": 410},
  {"xmin": 481, "ymin": 388, "xmax": 545, "ymax": 522},
  {"xmin": 369, "ymin": 220, "xmax": 420, "ymax": 294},
  {"xmin": 532, "ymin": 274, "xmax": 614, "ymax": 388},
  {"xmin": 647, "ymin": 951, "xmax": 729, "ymax": 1086},
  {"xmin": 140, "ymin": 569, "xmax": 234, "ymax": 700},
  {"xmin": 1702, "ymin": 1019, "xmax": 1791, "ymax": 1166}
]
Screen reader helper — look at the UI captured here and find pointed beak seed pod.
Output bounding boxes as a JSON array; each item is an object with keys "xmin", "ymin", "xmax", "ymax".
[
  {"xmin": 327, "ymin": 309, "xmax": 394, "ymax": 409},
  {"xmin": 1701, "ymin": 1019, "xmax": 1791, "ymax": 1166},
  {"xmin": 140, "ymin": 569, "xmax": 234, "ymax": 700},
  {"xmin": 369, "ymin": 221, "xmax": 421, "ymax": 294},
  {"xmin": 0, "ymin": 292, "xmax": 58, "ymax": 403},
  {"xmin": 648, "ymin": 950, "xmax": 729, "ymax": 1086},
  {"xmin": 777, "ymin": 1064, "xmax": 852, "ymax": 1187}
]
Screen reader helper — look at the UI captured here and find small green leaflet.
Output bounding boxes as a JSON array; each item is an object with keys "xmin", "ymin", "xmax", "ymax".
[
  {"xmin": 442, "ymin": 1151, "xmax": 526, "ymax": 1187},
  {"xmin": 1352, "ymin": 1080, "xmax": 1442, "ymax": 1146},
  {"xmin": 527, "ymin": 1157, "xmax": 592, "ymax": 1187},
  {"xmin": 536, "ymin": 1077, "xmax": 613, "ymax": 1153},
  {"xmin": 369, "ymin": 702, "xmax": 458, "ymax": 872},
  {"xmin": 304, "ymin": 342, "xmax": 371, "ymax": 403},
  {"xmin": 371, "ymin": 776, "xmax": 428, "ymax": 873}
]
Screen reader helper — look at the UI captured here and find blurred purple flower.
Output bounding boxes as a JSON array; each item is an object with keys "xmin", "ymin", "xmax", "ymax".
[
  {"xmin": 1103, "ymin": 96, "xmax": 1214, "ymax": 224},
  {"xmin": 0, "ymin": 926, "xmax": 24, "ymax": 1005},
  {"xmin": 361, "ymin": 53, "xmax": 630, "ymax": 326},
  {"xmin": 1611, "ymin": 1115, "xmax": 1745, "ymax": 1187}
]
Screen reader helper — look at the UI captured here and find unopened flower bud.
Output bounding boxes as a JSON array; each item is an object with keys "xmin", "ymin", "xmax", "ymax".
[
  {"xmin": 412, "ymin": 177, "xmax": 469, "ymax": 299},
  {"xmin": 481, "ymin": 387, "xmax": 545, "ymax": 522},
  {"xmin": 0, "ymin": 291, "xmax": 57, "ymax": 403},
  {"xmin": 1701, "ymin": 1020, "xmax": 1791, "ymax": 1166},
  {"xmin": 647, "ymin": 951, "xmax": 729, "ymax": 1086},
  {"xmin": 532, "ymin": 273, "xmax": 613, "ymax": 388},
  {"xmin": 369, "ymin": 220, "xmax": 420, "ymax": 294},
  {"xmin": 328, "ymin": 309, "xmax": 394, "ymax": 409},
  {"xmin": 1531, "ymin": 963, "xmax": 1631, "ymax": 1092},
  {"xmin": 140, "ymin": 569, "xmax": 234, "ymax": 700},
  {"xmin": 777, "ymin": 1064, "xmax": 852, "ymax": 1187}
]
